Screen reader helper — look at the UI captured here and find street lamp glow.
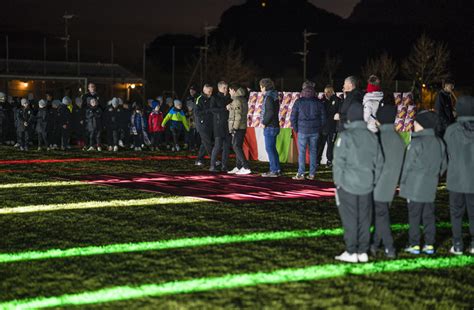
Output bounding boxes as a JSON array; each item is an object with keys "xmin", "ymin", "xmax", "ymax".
[{"xmin": 130, "ymin": 84, "xmax": 136, "ymax": 89}]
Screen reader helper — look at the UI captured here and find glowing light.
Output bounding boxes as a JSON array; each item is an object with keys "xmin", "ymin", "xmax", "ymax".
[
  {"xmin": 130, "ymin": 84, "xmax": 136, "ymax": 89},
  {"xmin": 261, "ymin": 1, "xmax": 266, "ymax": 7},
  {"xmin": 0, "ymin": 222, "xmax": 458, "ymax": 264},
  {"xmin": 0, "ymin": 197, "xmax": 201, "ymax": 215},
  {"xmin": 22, "ymin": 82, "xmax": 29, "ymax": 88},
  {"xmin": 1, "ymin": 256, "xmax": 472, "ymax": 309},
  {"xmin": 422, "ymin": 84, "xmax": 426, "ymax": 88}
]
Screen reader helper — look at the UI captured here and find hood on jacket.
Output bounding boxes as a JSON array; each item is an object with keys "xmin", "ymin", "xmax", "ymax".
[
  {"xmin": 300, "ymin": 87, "xmax": 315, "ymax": 98},
  {"xmin": 459, "ymin": 118, "xmax": 474, "ymax": 142},
  {"xmin": 265, "ymin": 89, "xmax": 279, "ymax": 100},
  {"xmin": 232, "ymin": 88, "xmax": 246, "ymax": 99}
]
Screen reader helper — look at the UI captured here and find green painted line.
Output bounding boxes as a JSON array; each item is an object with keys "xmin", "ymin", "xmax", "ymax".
[
  {"xmin": 0, "ymin": 255, "xmax": 472, "ymax": 309},
  {"xmin": 0, "ymin": 222, "xmax": 460, "ymax": 264}
]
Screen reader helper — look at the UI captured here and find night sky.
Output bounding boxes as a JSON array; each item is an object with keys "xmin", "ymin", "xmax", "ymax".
[{"xmin": 2, "ymin": 0, "xmax": 359, "ymax": 63}]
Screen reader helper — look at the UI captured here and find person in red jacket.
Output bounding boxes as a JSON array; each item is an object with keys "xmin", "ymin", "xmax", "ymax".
[{"xmin": 148, "ymin": 100, "xmax": 165, "ymax": 151}]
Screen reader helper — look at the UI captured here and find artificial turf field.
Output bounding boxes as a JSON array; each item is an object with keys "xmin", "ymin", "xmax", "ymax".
[{"xmin": 0, "ymin": 146, "xmax": 473, "ymax": 309}]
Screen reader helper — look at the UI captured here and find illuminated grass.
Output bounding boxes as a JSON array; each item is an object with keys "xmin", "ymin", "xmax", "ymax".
[
  {"xmin": 0, "ymin": 181, "xmax": 85, "ymax": 189},
  {"xmin": 0, "ymin": 197, "xmax": 204, "ymax": 214},
  {"xmin": 0, "ymin": 256, "xmax": 472, "ymax": 309},
  {"xmin": 0, "ymin": 222, "xmax": 458, "ymax": 264}
]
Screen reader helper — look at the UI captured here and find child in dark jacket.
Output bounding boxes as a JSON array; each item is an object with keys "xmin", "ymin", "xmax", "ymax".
[
  {"xmin": 119, "ymin": 100, "xmax": 131, "ymax": 148},
  {"xmin": 131, "ymin": 105, "xmax": 150, "ymax": 151},
  {"xmin": 0, "ymin": 92, "xmax": 6, "ymax": 145},
  {"xmin": 58, "ymin": 97, "xmax": 72, "ymax": 150},
  {"xmin": 400, "ymin": 110, "xmax": 447, "ymax": 255},
  {"xmin": 16, "ymin": 98, "xmax": 35, "ymax": 151},
  {"xmin": 162, "ymin": 99, "xmax": 189, "ymax": 152},
  {"xmin": 48, "ymin": 100, "xmax": 61, "ymax": 149},
  {"xmin": 444, "ymin": 96, "xmax": 474, "ymax": 255},
  {"xmin": 106, "ymin": 98, "xmax": 122, "ymax": 152},
  {"xmin": 35, "ymin": 99, "xmax": 49, "ymax": 150},
  {"xmin": 71, "ymin": 97, "xmax": 85, "ymax": 148},
  {"xmin": 86, "ymin": 98, "xmax": 103, "ymax": 151},
  {"xmin": 147, "ymin": 100, "xmax": 165, "ymax": 151}
]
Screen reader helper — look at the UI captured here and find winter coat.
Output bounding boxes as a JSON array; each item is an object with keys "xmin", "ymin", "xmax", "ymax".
[
  {"xmin": 105, "ymin": 106, "xmax": 122, "ymax": 130},
  {"xmin": 321, "ymin": 95, "xmax": 341, "ymax": 134},
  {"xmin": 290, "ymin": 87, "xmax": 326, "ymax": 134},
  {"xmin": 261, "ymin": 90, "xmax": 280, "ymax": 128},
  {"xmin": 186, "ymin": 110, "xmax": 196, "ymax": 129},
  {"xmin": 82, "ymin": 92, "xmax": 100, "ymax": 107},
  {"xmin": 333, "ymin": 121, "xmax": 384, "ymax": 195},
  {"xmin": 210, "ymin": 92, "xmax": 232, "ymax": 138},
  {"xmin": 194, "ymin": 94, "xmax": 214, "ymax": 134},
  {"xmin": 0, "ymin": 104, "xmax": 6, "ymax": 125},
  {"xmin": 228, "ymin": 88, "xmax": 248, "ymax": 133},
  {"xmin": 363, "ymin": 91, "xmax": 384, "ymax": 133},
  {"xmin": 16, "ymin": 107, "xmax": 34, "ymax": 132},
  {"xmin": 338, "ymin": 89, "xmax": 363, "ymax": 131},
  {"xmin": 35, "ymin": 108, "xmax": 49, "ymax": 133},
  {"xmin": 71, "ymin": 105, "xmax": 85, "ymax": 132},
  {"xmin": 373, "ymin": 124, "xmax": 406, "ymax": 202},
  {"xmin": 47, "ymin": 107, "xmax": 59, "ymax": 133},
  {"xmin": 86, "ymin": 107, "xmax": 103, "ymax": 132},
  {"xmin": 148, "ymin": 111, "xmax": 165, "ymax": 133},
  {"xmin": 444, "ymin": 116, "xmax": 474, "ymax": 193},
  {"xmin": 57, "ymin": 104, "xmax": 71, "ymax": 128},
  {"xmin": 162, "ymin": 107, "xmax": 190, "ymax": 131},
  {"xmin": 434, "ymin": 90, "xmax": 455, "ymax": 134},
  {"xmin": 120, "ymin": 107, "xmax": 132, "ymax": 130},
  {"xmin": 399, "ymin": 129, "xmax": 447, "ymax": 203},
  {"xmin": 130, "ymin": 112, "xmax": 151, "ymax": 145}
]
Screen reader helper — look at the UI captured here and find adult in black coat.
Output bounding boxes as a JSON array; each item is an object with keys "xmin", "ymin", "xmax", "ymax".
[
  {"xmin": 317, "ymin": 85, "xmax": 341, "ymax": 166},
  {"xmin": 35, "ymin": 99, "xmax": 49, "ymax": 150},
  {"xmin": 434, "ymin": 79, "xmax": 456, "ymax": 137},
  {"xmin": 106, "ymin": 98, "xmax": 122, "ymax": 151},
  {"xmin": 86, "ymin": 98, "xmax": 103, "ymax": 151},
  {"xmin": 335, "ymin": 76, "xmax": 363, "ymax": 132},
  {"xmin": 58, "ymin": 97, "xmax": 72, "ymax": 150},
  {"xmin": 82, "ymin": 83, "xmax": 100, "ymax": 108},
  {"xmin": 209, "ymin": 82, "xmax": 232, "ymax": 172},
  {"xmin": 194, "ymin": 84, "xmax": 214, "ymax": 166},
  {"xmin": 16, "ymin": 98, "xmax": 35, "ymax": 150}
]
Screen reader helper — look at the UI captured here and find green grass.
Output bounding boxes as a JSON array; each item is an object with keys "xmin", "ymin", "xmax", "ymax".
[{"xmin": 0, "ymin": 145, "xmax": 473, "ymax": 309}]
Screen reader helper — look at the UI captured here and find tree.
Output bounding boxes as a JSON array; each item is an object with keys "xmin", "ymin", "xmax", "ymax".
[
  {"xmin": 206, "ymin": 40, "xmax": 257, "ymax": 85},
  {"xmin": 320, "ymin": 52, "xmax": 342, "ymax": 85},
  {"xmin": 361, "ymin": 52, "xmax": 398, "ymax": 87},
  {"xmin": 402, "ymin": 33, "xmax": 450, "ymax": 89}
]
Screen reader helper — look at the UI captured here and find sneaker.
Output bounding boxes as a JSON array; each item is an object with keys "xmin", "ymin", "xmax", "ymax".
[
  {"xmin": 306, "ymin": 175, "xmax": 315, "ymax": 180},
  {"xmin": 137, "ymin": 147, "xmax": 142, "ymax": 151},
  {"xmin": 171, "ymin": 146, "xmax": 176, "ymax": 152},
  {"xmin": 46, "ymin": 147, "xmax": 51, "ymax": 151},
  {"xmin": 468, "ymin": 247, "xmax": 474, "ymax": 255},
  {"xmin": 220, "ymin": 167, "xmax": 228, "ymax": 173},
  {"xmin": 118, "ymin": 140, "xmax": 124, "ymax": 148},
  {"xmin": 357, "ymin": 253, "xmax": 369, "ymax": 263},
  {"xmin": 236, "ymin": 168, "xmax": 252, "ymax": 175},
  {"xmin": 87, "ymin": 146, "xmax": 95, "ymax": 151},
  {"xmin": 195, "ymin": 161, "xmax": 204, "ymax": 167},
  {"xmin": 384, "ymin": 248, "xmax": 397, "ymax": 259},
  {"xmin": 37, "ymin": 147, "xmax": 42, "ymax": 151},
  {"xmin": 134, "ymin": 147, "xmax": 139, "ymax": 151},
  {"xmin": 292, "ymin": 174, "xmax": 305, "ymax": 180},
  {"xmin": 97, "ymin": 146, "xmax": 102, "ymax": 152},
  {"xmin": 335, "ymin": 251, "xmax": 358, "ymax": 263},
  {"xmin": 113, "ymin": 146, "xmax": 119, "ymax": 152},
  {"xmin": 19, "ymin": 146, "xmax": 25, "ymax": 151},
  {"xmin": 261, "ymin": 172, "xmax": 279, "ymax": 178},
  {"xmin": 108, "ymin": 146, "xmax": 113, "ymax": 151},
  {"xmin": 216, "ymin": 160, "xmax": 222, "ymax": 167},
  {"xmin": 175, "ymin": 145, "xmax": 181, "ymax": 151},
  {"xmin": 404, "ymin": 245, "xmax": 421, "ymax": 255},
  {"xmin": 14, "ymin": 143, "xmax": 20, "ymax": 148},
  {"xmin": 449, "ymin": 245, "xmax": 463, "ymax": 255},
  {"xmin": 422, "ymin": 245, "xmax": 435, "ymax": 255},
  {"xmin": 228, "ymin": 167, "xmax": 240, "ymax": 174}
]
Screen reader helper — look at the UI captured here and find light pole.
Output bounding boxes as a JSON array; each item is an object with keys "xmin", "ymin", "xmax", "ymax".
[
  {"xmin": 61, "ymin": 12, "xmax": 75, "ymax": 62},
  {"xmin": 295, "ymin": 29, "xmax": 316, "ymax": 82},
  {"xmin": 203, "ymin": 24, "xmax": 217, "ymax": 82}
]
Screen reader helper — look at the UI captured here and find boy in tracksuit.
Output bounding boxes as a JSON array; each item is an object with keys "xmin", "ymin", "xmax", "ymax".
[
  {"xmin": 444, "ymin": 96, "xmax": 474, "ymax": 255},
  {"xmin": 333, "ymin": 103, "xmax": 383, "ymax": 263},
  {"xmin": 162, "ymin": 99, "xmax": 189, "ymax": 152},
  {"xmin": 400, "ymin": 110, "xmax": 447, "ymax": 255},
  {"xmin": 85, "ymin": 98, "xmax": 103, "ymax": 151},
  {"xmin": 147, "ymin": 100, "xmax": 165, "ymax": 151},
  {"xmin": 370, "ymin": 102, "xmax": 406, "ymax": 258},
  {"xmin": 16, "ymin": 98, "xmax": 35, "ymax": 151},
  {"xmin": 105, "ymin": 98, "xmax": 122, "ymax": 152},
  {"xmin": 35, "ymin": 99, "xmax": 49, "ymax": 150}
]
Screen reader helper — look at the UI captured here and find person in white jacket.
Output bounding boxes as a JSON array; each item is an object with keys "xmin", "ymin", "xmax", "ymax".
[{"xmin": 363, "ymin": 75, "xmax": 384, "ymax": 133}]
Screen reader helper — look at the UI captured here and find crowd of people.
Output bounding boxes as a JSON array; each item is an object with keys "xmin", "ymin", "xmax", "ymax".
[{"xmin": 0, "ymin": 76, "xmax": 472, "ymax": 262}]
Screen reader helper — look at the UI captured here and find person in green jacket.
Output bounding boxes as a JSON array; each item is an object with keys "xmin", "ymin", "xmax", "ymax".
[
  {"xmin": 370, "ymin": 100, "xmax": 406, "ymax": 259},
  {"xmin": 333, "ymin": 103, "xmax": 384, "ymax": 263},
  {"xmin": 162, "ymin": 100, "xmax": 189, "ymax": 152},
  {"xmin": 444, "ymin": 95, "xmax": 474, "ymax": 255},
  {"xmin": 400, "ymin": 110, "xmax": 447, "ymax": 255}
]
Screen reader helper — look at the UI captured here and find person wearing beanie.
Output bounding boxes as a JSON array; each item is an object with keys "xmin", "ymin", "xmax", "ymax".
[
  {"xmin": 290, "ymin": 82, "xmax": 326, "ymax": 180},
  {"xmin": 363, "ymin": 75, "xmax": 384, "ymax": 133},
  {"xmin": 58, "ymin": 96, "xmax": 72, "ymax": 150},
  {"xmin": 85, "ymin": 98, "xmax": 103, "ymax": 151},
  {"xmin": 162, "ymin": 99, "xmax": 189, "ymax": 152},
  {"xmin": 370, "ymin": 99, "xmax": 405, "ymax": 258},
  {"xmin": 105, "ymin": 98, "xmax": 122, "ymax": 152},
  {"xmin": 434, "ymin": 79, "xmax": 456, "ymax": 137},
  {"xmin": 148, "ymin": 100, "xmax": 165, "ymax": 151},
  {"xmin": 333, "ymin": 102, "xmax": 384, "ymax": 263},
  {"xmin": 400, "ymin": 110, "xmax": 447, "ymax": 255},
  {"xmin": 35, "ymin": 99, "xmax": 49, "ymax": 151},
  {"xmin": 15, "ymin": 98, "xmax": 34, "ymax": 151},
  {"xmin": 443, "ymin": 96, "xmax": 474, "ymax": 255}
]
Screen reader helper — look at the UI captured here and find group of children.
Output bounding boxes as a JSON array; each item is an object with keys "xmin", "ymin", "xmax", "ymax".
[
  {"xmin": 333, "ymin": 95, "xmax": 474, "ymax": 263},
  {"xmin": 0, "ymin": 91, "xmax": 195, "ymax": 152}
]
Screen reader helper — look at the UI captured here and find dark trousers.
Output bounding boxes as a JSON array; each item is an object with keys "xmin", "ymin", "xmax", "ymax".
[
  {"xmin": 197, "ymin": 129, "xmax": 213, "ymax": 162},
  {"xmin": 48, "ymin": 128, "xmax": 60, "ymax": 146},
  {"xmin": 171, "ymin": 127, "xmax": 183, "ymax": 146},
  {"xmin": 372, "ymin": 201, "xmax": 395, "ymax": 251},
  {"xmin": 232, "ymin": 129, "xmax": 249, "ymax": 169},
  {"xmin": 61, "ymin": 127, "xmax": 70, "ymax": 148},
  {"xmin": 317, "ymin": 131, "xmax": 336, "ymax": 163},
  {"xmin": 0, "ymin": 122, "xmax": 5, "ymax": 143},
  {"xmin": 107, "ymin": 129, "xmax": 119, "ymax": 147},
  {"xmin": 407, "ymin": 201, "xmax": 436, "ymax": 246},
  {"xmin": 211, "ymin": 134, "xmax": 231, "ymax": 169},
  {"xmin": 449, "ymin": 191, "xmax": 474, "ymax": 248},
  {"xmin": 37, "ymin": 130, "xmax": 48, "ymax": 148},
  {"xmin": 133, "ymin": 132, "xmax": 144, "ymax": 147},
  {"xmin": 120, "ymin": 128, "xmax": 130, "ymax": 146},
  {"xmin": 336, "ymin": 187, "xmax": 373, "ymax": 254},
  {"xmin": 17, "ymin": 130, "xmax": 30, "ymax": 148},
  {"xmin": 186, "ymin": 128, "xmax": 199, "ymax": 150},
  {"xmin": 150, "ymin": 132, "xmax": 164, "ymax": 148},
  {"xmin": 89, "ymin": 130, "xmax": 101, "ymax": 147}
]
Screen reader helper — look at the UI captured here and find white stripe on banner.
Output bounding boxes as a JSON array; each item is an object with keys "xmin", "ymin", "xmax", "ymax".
[{"xmin": 254, "ymin": 127, "xmax": 269, "ymax": 162}]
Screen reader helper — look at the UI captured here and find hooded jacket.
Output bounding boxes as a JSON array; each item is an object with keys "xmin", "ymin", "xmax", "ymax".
[
  {"xmin": 435, "ymin": 90, "xmax": 455, "ymax": 133},
  {"xmin": 210, "ymin": 92, "xmax": 232, "ymax": 138},
  {"xmin": 228, "ymin": 88, "xmax": 248, "ymax": 132},
  {"xmin": 321, "ymin": 94, "xmax": 341, "ymax": 134},
  {"xmin": 194, "ymin": 94, "xmax": 213, "ymax": 133},
  {"xmin": 399, "ymin": 129, "xmax": 447, "ymax": 202},
  {"xmin": 444, "ymin": 116, "xmax": 474, "ymax": 193},
  {"xmin": 338, "ymin": 89, "xmax": 363, "ymax": 131},
  {"xmin": 290, "ymin": 87, "xmax": 326, "ymax": 134},
  {"xmin": 363, "ymin": 91, "xmax": 384, "ymax": 133},
  {"xmin": 261, "ymin": 90, "xmax": 280, "ymax": 128}
]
